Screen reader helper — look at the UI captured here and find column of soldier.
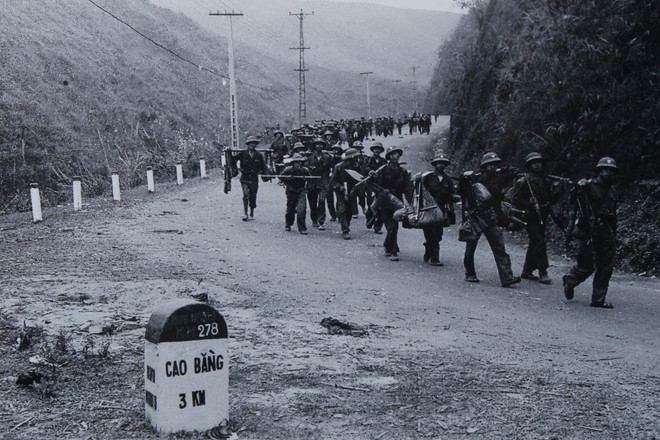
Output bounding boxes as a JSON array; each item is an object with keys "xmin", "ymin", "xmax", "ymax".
[{"xmin": 229, "ymin": 119, "xmax": 618, "ymax": 310}]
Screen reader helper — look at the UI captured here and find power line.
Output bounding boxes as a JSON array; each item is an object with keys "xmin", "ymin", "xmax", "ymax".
[{"xmin": 85, "ymin": 0, "xmax": 277, "ymax": 93}]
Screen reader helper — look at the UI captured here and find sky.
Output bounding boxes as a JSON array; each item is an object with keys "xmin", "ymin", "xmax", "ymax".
[{"xmin": 325, "ymin": 0, "xmax": 467, "ymax": 13}]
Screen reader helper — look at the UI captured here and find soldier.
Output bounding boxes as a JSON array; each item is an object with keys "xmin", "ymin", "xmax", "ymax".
[
  {"xmin": 307, "ymin": 137, "xmax": 333, "ymax": 230},
  {"xmin": 458, "ymin": 152, "xmax": 521, "ymax": 287},
  {"xmin": 562, "ymin": 157, "xmax": 619, "ymax": 309},
  {"xmin": 348, "ymin": 140, "xmax": 367, "ymax": 218},
  {"xmin": 331, "ymin": 147, "xmax": 361, "ymax": 240},
  {"xmin": 326, "ymin": 144, "xmax": 344, "ymax": 222},
  {"xmin": 510, "ymin": 152, "xmax": 554, "ymax": 284},
  {"xmin": 370, "ymin": 147, "xmax": 414, "ymax": 261},
  {"xmin": 419, "ymin": 152, "xmax": 456, "ymax": 266},
  {"xmin": 232, "ymin": 136, "xmax": 270, "ymax": 221},
  {"xmin": 269, "ymin": 130, "xmax": 289, "ymax": 173},
  {"xmin": 364, "ymin": 142, "xmax": 387, "ymax": 234},
  {"xmin": 280, "ymin": 153, "xmax": 312, "ymax": 235}
]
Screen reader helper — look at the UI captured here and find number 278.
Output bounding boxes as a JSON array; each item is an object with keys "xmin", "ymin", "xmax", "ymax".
[{"xmin": 197, "ymin": 322, "xmax": 219, "ymax": 338}]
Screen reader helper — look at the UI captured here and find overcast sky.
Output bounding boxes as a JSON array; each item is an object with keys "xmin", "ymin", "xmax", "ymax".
[{"xmin": 325, "ymin": 0, "xmax": 467, "ymax": 13}]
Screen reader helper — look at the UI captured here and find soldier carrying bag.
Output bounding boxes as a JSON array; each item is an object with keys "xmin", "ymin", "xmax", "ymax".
[{"xmin": 395, "ymin": 180, "xmax": 445, "ymax": 229}]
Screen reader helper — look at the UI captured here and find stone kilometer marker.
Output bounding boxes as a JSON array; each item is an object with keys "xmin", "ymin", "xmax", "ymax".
[{"xmin": 145, "ymin": 300, "xmax": 228, "ymax": 433}]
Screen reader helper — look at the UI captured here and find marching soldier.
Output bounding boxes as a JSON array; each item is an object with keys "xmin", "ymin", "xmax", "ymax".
[
  {"xmin": 331, "ymin": 147, "xmax": 361, "ymax": 240},
  {"xmin": 326, "ymin": 144, "xmax": 344, "ymax": 222},
  {"xmin": 269, "ymin": 130, "xmax": 289, "ymax": 173},
  {"xmin": 232, "ymin": 136, "xmax": 270, "ymax": 221},
  {"xmin": 510, "ymin": 152, "xmax": 554, "ymax": 284},
  {"xmin": 562, "ymin": 157, "xmax": 619, "ymax": 308},
  {"xmin": 307, "ymin": 137, "xmax": 333, "ymax": 230},
  {"xmin": 364, "ymin": 142, "xmax": 387, "ymax": 234},
  {"xmin": 419, "ymin": 152, "xmax": 456, "ymax": 266},
  {"xmin": 350, "ymin": 141, "xmax": 368, "ymax": 218},
  {"xmin": 370, "ymin": 147, "xmax": 414, "ymax": 261},
  {"xmin": 459, "ymin": 152, "xmax": 521, "ymax": 287},
  {"xmin": 280, "ymin": 153, "xmax": 312, "ymax": 234}
]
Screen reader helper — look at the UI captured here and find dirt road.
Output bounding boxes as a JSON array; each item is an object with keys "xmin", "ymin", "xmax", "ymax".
[{"xmin": 1, "ymin": 118, "xmax": 658, "ymax": 439}]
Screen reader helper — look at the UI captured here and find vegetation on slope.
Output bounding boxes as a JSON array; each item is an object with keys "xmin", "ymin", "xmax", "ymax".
[{"xmin": 426, "ymin": 0, "xmax": 659, "ymax": 274}]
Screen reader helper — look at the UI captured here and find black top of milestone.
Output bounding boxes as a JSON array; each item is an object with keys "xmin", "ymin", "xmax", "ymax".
[{"xmin": 145, "ymin": 300, "xmax": 228, "ymax": 343}]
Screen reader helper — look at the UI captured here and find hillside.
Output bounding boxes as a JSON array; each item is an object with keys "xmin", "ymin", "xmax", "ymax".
[
  {"xmin": 2, "ymin": 0, "xmax": 455, "ymax": 210},
  {"xmin": 150, "ymin": 0, "xmax": 460, "ymax": 83}
]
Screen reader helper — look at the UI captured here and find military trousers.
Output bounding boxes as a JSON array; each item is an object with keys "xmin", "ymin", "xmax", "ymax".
[
  {"xmin": 422, "ymin": 225, "xmax": 444, "ymax": 262},
  {"xmin": 564, "ymin": 223, "xmax": 615, "ymax": 304},
  {"xmin": 382, "ymin": 208, "xmax": 400, "ymax": 254},
  {"xmin": 240, "ymin": 179, "xmax": 259, "ymax": 210},
  {"xmin": 463, "ymin": 223, "xmax": 515, "ymax": 285},
  {"xmin": 307, "ymin": 178, "xmax": 329, "ymax": 225},
  {"xmin": 285, "ymin": 189, "xmax": 307, "ymax": 232},
  {"xmin": 523, "ymin": 219, "xmax": 549, "ymax": 274},
  {"xmin": 334, "ymin": 189, "xmax": 353, "ymax": 234}
]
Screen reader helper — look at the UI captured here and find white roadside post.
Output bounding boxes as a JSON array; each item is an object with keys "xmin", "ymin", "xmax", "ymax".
[
  {"xmin": 145, "ymin": 300, "xmax": 229, "ymax": 433},
  {"xmin": 72, "ymin": 176, "xmax": 82, "ymax": 211},
  {"xmin": 176, "ymin": 162, "xmax": 184, "ymax": 185},
  {"xmin": 112, "ymin": 172, "xmax": 121, "ymax": 202},
  {"xmin": 30, "ymin": 183, "xmax": 43, "ymax": 223},
  {"xmin": 147, "ymin": 167, "xmax": 155, "ymax": 193},
  {"xmin": 200, "ymin": 157, "xmax": 207, "ymax": 179}
]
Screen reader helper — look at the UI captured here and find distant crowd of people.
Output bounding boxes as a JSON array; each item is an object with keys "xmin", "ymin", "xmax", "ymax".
[{"xmin": 225, "ymin": 113, "xmax": 619, "ymax": 310}]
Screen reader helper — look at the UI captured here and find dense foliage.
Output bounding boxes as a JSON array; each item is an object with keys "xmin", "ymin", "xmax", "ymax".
[{"xmin": 426, "ymin": 0, "xmax": 659, "ymax": 273}]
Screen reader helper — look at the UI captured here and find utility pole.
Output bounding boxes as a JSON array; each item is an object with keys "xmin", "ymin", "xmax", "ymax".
[
  {"xmin": 210, "ymin": 11, "xmax": 244, "ymax": 150},
  {"xmin": 360, "ymin": 72, "xmax": 374, "ymax": 118},
  {"xmin": 392, "ymin": 79, "xmax": 401, "ymax": 116},
  {"xmin": 289, "ymin": 10, "xmax": 313, "ymax": 127},
  {"xmin": 411, "ymin": 65, "xmax": 420, "ymax": 113}
]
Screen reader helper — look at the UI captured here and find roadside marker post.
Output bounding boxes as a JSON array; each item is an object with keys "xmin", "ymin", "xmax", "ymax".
[
  {"xmin": 30, "ymin": 183, "xmax": 43, "ymax": 223},
  {"xmin": 147, "ymin": 167, "xmax": 155, "ymax": 193},
  {"xmin": 200, "ymin": 157, "xmax": 207, "ymax": 179},
  {"xmin": 176, "ymin": 163, "xmax": 184, "ymax": 185},
  {"xmin": 144, "ymin": 300, "xmax": 229, "ymax": 433},
  {"xmin": 112, "ymin": 172, "xmax": 121, "ymax": 202},
  {"xmin": 73, "ymin": 176, "xmax": 82, "ymax": 211}
]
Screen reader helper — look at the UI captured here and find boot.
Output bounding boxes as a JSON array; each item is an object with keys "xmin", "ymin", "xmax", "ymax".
[
  {"xmin": 538, "ymin": 270, "xmax": 551, "ymax": 284},
  {"xmin": 428, "ymin": 245, "xmax": 443, "ymax": 266},
  {"xmin": 242, "ymin": 200, "xmax": 249, "ymax": 221}
]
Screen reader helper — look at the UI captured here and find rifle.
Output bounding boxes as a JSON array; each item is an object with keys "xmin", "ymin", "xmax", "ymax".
[{"xmin": 260, "ymin": 175, "xmax": 322, "ymax": 179}]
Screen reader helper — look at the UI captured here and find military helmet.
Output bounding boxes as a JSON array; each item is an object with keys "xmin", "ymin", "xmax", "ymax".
[
  {"xmin": 595, "ymin": 157, "xmax": 618, "ymax": 171},
  {"xmin": 245, "ymin": 136, "xmax": 260, "ymax": 145},
  {"xmin": 312, "ymin": 137, "xmax": 327, "ymax": 146},
  {"xmin": 385, "ymin": 146, "xmax": 403, "ymax": 160},
  {"xmin": 480, "ymin": 152, "xmax": 501, "ymax": 167},
  {"xmin": 431, "ymin": 152, "xmax": 450, "ymax": 165},
  {"xmin": 370, "ymin": 142, "xmax": 384, "ymax": 153},
  {"xmin": 291, "ymin": 142, "xmax": 307, "ymax": 152},
  {"xmin": 323, "ymin": 130, "xmax": 334, "ymax": 136},
  {"xmin": 273, "ymin": 130, "xmax": 284, "ymax": 137},
  {"xmin": 524, "ymin": 152, "xmax": 544, "ymax": 167},
  {"xmin": 352, "ymin": 141, "xmax": 364, "ymax": 150},
  {"xmin": 341, "ymin": 148, "xmax": 360, "ymax": 161},
  {"xmin": 330, "ymin": 143, "xmax": 344, "ymax": 153}
]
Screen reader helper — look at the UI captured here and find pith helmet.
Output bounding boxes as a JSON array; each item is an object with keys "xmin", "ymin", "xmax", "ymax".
[
  {"xmin": 352, "ymin": 141, "xmax": 364, "ymax": 150},
  {"xmin": 342, "ymin": 148, "xmax": 360, "ymax": 161},
  {"xmin": 245, "ymin": 136, "xmax": 260, "ymax": 145},
  {"xmin": 595, "ymin": 157, "xmax": 618, "ymax": 171},
  {"xmin": 480, "ymin": 152, "xmax": 501, "ymax": 167},
  {"xmin": 370, "ymin": 142, "xmax": 384, "ymax": 153},
  {"xmin": 291, "ymin": 142, "xmax": 307, "ymax": 153},
  {"xmin": 385, "ymin": 146, "xmax": 403, "ymax": 160},
  {"xmin": 431, "ymin": 152, "xmax": 450, "ymax": 165},
  {"xmin": 330, "ymin": 143, "xmax": 344, "ymax": 153},
  {"xmin": 524, "ymin": 152, "xmax": 544, "ymax": 167},
  {"xmin": 312, "ymin": 137, "xmax": 327, "ymax": 146},
  {"xmin": 273, "ymin": 130, "xmax": 284, "ymax": 136}
]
